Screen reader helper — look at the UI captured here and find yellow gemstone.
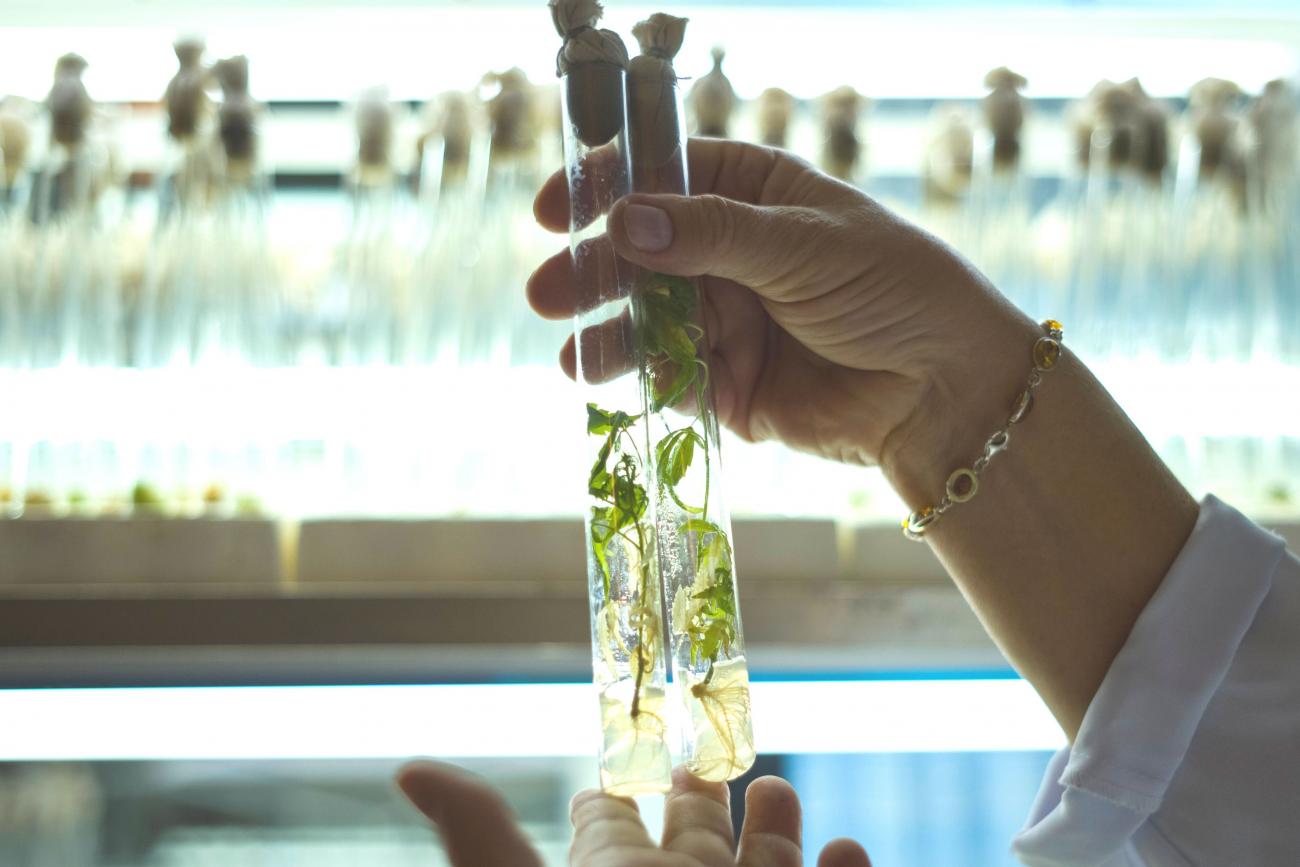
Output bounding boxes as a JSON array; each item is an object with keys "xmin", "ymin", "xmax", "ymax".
[
  {"xmin": 1033, "ymin": 337, "xmax": 1061, "ymax": 371},
  {"xmin": 1043, "ymin": 319, "xmax": 1063, "ymax": 335},
  {"xmin": 902, "ymin": 505, "xmax": 934, "ymax": 531}
]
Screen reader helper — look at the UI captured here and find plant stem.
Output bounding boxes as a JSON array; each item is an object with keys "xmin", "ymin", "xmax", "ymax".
[
  {"xmin": 630, "ymin": 512, "xmax": 651, "ymax": 718},
  {"xmin": 631, "ymin": 652, "xmax": 644, "ymax": 716},
  {"xmin": 590, "ymin": 408, "xmax": 658, "ymax": 723},
  {"xmin": 696, "ymin": 376, "xmax": 711, "ymax": 517}
]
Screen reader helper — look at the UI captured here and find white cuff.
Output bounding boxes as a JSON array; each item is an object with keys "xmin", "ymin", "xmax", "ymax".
[{"xmin": 1011, "ymin": 495, "xmax": 1287, "ymax": 866}]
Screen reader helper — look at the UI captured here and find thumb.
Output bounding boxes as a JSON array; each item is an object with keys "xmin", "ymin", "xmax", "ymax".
[
  {"xmin": 397, "ymin": 761, "xmax": 544, "ymax": 867},
  {"xmin": 609, "ymin": 193, "xmax": 831, "ymax": 299}
]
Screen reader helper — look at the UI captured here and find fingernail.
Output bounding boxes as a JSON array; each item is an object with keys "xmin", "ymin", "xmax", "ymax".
[{"xmin": 623, "ymin": 203, "xmax": 673, "ymax": 252}]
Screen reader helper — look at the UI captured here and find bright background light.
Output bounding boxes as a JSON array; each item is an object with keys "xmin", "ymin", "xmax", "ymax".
[
  {"xmin": 0, "ymin": 679, "xmax": 1066, "ymax": 762},
  {"xmin": 0, "ymin": 3, "xmax": 1296, "ymax": 102}
]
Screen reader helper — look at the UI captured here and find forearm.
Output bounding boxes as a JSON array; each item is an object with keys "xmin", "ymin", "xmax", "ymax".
[{"xmin": 883, "ymin": 305, "xmax": 1198, "ymax": 739}]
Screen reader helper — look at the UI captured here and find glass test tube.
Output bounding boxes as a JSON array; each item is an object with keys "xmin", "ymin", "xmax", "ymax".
[
  {"xmin": 562, "ymin": 66, "xmax": 672, "ymax": 796},
  {"xmin": 627, "ymin": 44, "xmax": 756, "ymax": 783}
]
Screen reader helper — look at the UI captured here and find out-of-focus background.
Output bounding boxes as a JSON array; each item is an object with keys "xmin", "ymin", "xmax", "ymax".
[{"xmin": 0, "ymin": 1, "xmax": 1296, "ymax": 865}]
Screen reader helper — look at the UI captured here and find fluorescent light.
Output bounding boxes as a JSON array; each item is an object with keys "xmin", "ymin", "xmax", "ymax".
[
  {"xmin": 0, "ymin": 7, "xmax": 1296, "ymax": 102},
  {"xmin": 0, "ymin": 679, "xmax": 1064, "ymax": 761}
]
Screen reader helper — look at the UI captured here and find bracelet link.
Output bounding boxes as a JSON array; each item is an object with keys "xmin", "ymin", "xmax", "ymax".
[
  {"xmin": 1009, "ymin": 389, "xmax": 1034, "ymax": 424},
  {"xmin": 946, "ymin": 468, "xmax": 979, "ymax": 503},
  {"xmin": 902, "ymin": 506, "xmax": 939, "ymax": 539},
  {"xmin": 901, "ymin": 319, "xmax": 1063, "ymax": 541},
  {"xmin": 985, "ymin": 429, "xmax": 1010, "ymax": 456}
]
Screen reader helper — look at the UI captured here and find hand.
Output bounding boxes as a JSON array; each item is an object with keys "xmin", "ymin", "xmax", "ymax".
[
  {"xmin": 399, "ymin": 762, "xmax": 871, "ymax": 867},
  {"xmin": 530, "ymin": 140, "xmax": 1199, "ymax": 743},
  {"xmin": 528, "ymin": 138, "xmax": 1037, "ymax": 474}
]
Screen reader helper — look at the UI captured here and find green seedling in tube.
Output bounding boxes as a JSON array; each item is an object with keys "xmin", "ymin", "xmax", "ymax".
[
  {"xmin": 627, "ymin": 13, "xmax": 756, "ymax": 783},
  {"xmin": 552, "ymin": 0, "xmax": 672, "ymax": 797}
]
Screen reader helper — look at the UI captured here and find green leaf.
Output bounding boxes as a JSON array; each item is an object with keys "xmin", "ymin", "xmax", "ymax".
[
  {"xmin": 651, "ymin": 359, "xmax": 697, "ymax": 412},
  {"xmin": 587, "ymin": 403, "xmax": 613, "ymax": 434},
  {"xmin": 613, "ymin": 455, "xmax": 648, "ymax": 520},
  {"xmin": 655, "ymin": 427, "xmax": 707, "ymax": 513},
  {"xmin": 588, "ymin": 403, "xmax": 638, "ymax": 437},
  {"xmin": 694, "ymin": 523, "xmax": 733, "ymax": 582},
  {"xmin": 588, "ymin": 433, "xmax": 615, "ymax": 497},
  {"xmin": 686, "ymin": 563, "xmax": 738, "ymax": 668},
  {"xmin": 692, "ymin": 569, "xmax": 736, "ymax": 612},
  {"xmin": 658, "ymin": 322, "xmax": 698, "ymax": 365},
  {"xmin": 590, "ymin": 506, "xmax": 617, "ymax": 544},
  {"xmin": 588, "ymin": 404, "xmax": 642, "ymax": 500},
  {"xmin": 655, "ymin": 428, "xmax": 702, "ymax": 489},
  {"xmin": 586, "ymin": 406, "xmax": 653, "ymax": 620},
  {"xmin": 639, "ymin": 273, "xmax": 704, "ymax": 410},
  {"xmin": 590, "ymin": 507, "xmax": 614, "ymax": 599},
  {"xmin": 645, "ymin": 274, "xmax": 698, "ymax": 320},
  {"xmin": 640, "ymin": 275, "xmax": 701, "ymax": 365},
  {"xmin": 689, "ymin": 616, "xmax": 734, "ymax": 668},
  {"xmin": 666, "ymin": 429, "xmax": 694, "ymax": 486}
]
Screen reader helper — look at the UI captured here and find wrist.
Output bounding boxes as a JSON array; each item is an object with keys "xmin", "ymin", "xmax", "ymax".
[{"xmin": 881, "ymin": 303, "xmax": 1040, "ymax": 513}]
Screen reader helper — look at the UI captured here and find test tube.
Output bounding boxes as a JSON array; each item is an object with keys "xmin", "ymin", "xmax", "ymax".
[
  {"xmin": 628, "ymin": 13, "xmax": 756, "ymax": 783},
  {"xmin": 553, "ymin": 0, "xmax": 672, "ymax": 796}
]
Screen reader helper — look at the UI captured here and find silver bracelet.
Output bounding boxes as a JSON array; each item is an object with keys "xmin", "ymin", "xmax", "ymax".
[{"xmin": 902, "ymin": 319, "xmax": 1064, "ymax": 541}]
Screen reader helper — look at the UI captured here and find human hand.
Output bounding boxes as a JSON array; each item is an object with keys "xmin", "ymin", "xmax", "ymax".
[
  {"xmin": 528, "ymin": 138, "xmax": 1037, "ymax": 478},
  {"xmin": 529, "ymin": 140, "xmax": 1201, "ymax": 746},
  {"xmin": 399, "ymin": 761, "xmax": 871, "ymax": 867}
]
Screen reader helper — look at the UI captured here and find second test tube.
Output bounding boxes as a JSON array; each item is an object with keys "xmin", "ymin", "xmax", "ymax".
[{"xmin": 628, "ymin": 13, "xmax": 756, "ymax": 783}]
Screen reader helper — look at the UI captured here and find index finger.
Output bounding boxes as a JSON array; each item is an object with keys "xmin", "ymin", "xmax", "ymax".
[
  {"xmin": 397, "ymin": 761, "xmax": 544, "ymax": 867},
  {"xmin": 534, "ymin": 138, "xmax": 788, "ymax": 234}
]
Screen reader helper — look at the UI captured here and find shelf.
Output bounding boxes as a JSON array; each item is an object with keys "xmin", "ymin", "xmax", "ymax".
[
  {"xmin": 0, "ymin": 581, "xmax": 1001, "ymax": 687},
  {"xmin": 0, "ymin": 514, "xmax": 930, "ymax": 587},
  {"xmin": 0, "ymin": 517, "xmax": 281, "ymax": 586},
  {"xmin": 0, "ymin": 517, "xmax": 1294, "ymax": 687}
]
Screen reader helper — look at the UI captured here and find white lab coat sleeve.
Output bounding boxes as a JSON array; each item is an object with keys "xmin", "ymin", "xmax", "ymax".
[{"xmin": 1011, "ymin": 495, "xmax": 1300, "ymax": 866}]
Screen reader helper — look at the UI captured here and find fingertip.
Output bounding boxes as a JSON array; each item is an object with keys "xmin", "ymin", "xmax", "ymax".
[
  {"xmin": 396, "ymin": 758, "xmax": 435, "ymax": 786},
  {"xmin": 560, "ymin": 337, "xmax": 577, "ymax": 381},
  {"xmin": 568, "ymin": 788, "xmax": 602, "ymax": 822},
  {"xmin": 395, "ymin": 759, "xmax": 450, "ymax": 793},
  {"xmin": 739, "ymin": 775, "xmax": 801, "ymax": 846},
  {"xmin": 394, "ymin": 760, "xmax": 475, "ymax": 823},
  {"xmin": 525, "ymin": 248, "xmax": 578, "ymax": 320},
  {"xmin": 533, "ymin": 168, "xmax": 571, "ymax": 233},
  {"xmin": 569, "ymin": 787, "xmax": 639, "ymax": 821},
  {"xmin": 818, "ymin": 837, "xmax": 873, "ymax": 867},
  {"xmin": 746, "ymin": 775, "xmax": 798, "ymax": 807},
  {"xmin": 569, "ymin": 788, "xmax": 646, "ymax": 854},
  {"xmin": 669, "ymin": 764, "xmax": 730, "ymax": 807}
]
